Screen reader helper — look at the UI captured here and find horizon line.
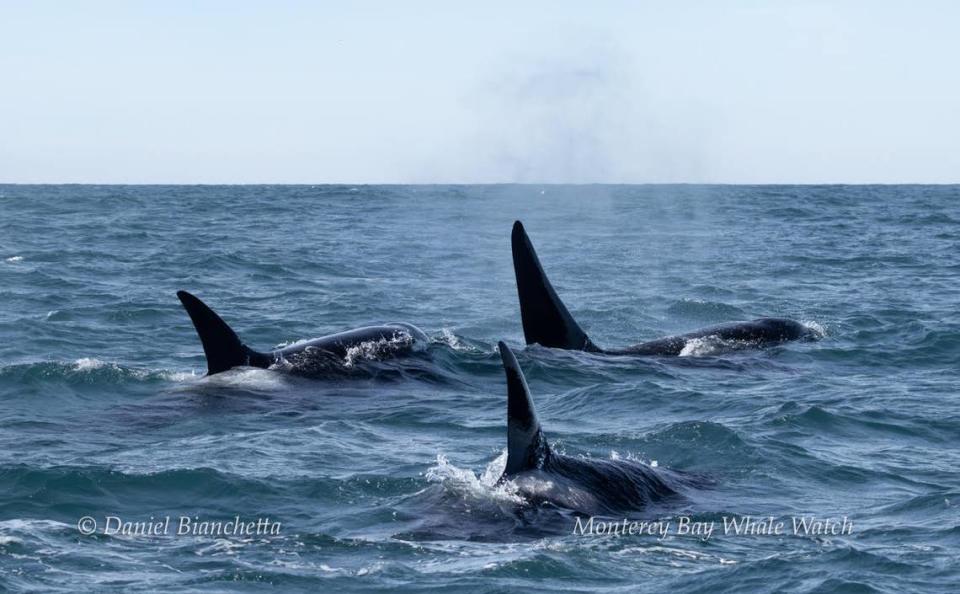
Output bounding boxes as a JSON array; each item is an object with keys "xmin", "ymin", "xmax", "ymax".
[{"xmin": 2, "ymin": 181, "xmax": 959, "ymax": 187}]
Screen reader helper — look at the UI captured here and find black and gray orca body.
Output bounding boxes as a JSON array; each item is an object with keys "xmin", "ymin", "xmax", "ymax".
[
  {"xmin": 511, "ymin": 221, "xmax": 815, "ymax": 355},
  {"xmin": 176, "ymin": 291, "xmax": 428, "ymax": 375},
  {"xmin": 497, "ymin": 341, "xmax": 691, "ymax": 514}
]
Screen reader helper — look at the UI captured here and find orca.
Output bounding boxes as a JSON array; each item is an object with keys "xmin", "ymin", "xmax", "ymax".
[
  {"xmin": 496, "ymin": 341, "xmax": 692, "ymax": 514},
  {"xmin": 511, "ymin": 221, "xmax": 815, "ymax": 355},
  {"xmin": 176, "ymin": 290, "xmax": 428, "ymax": 375}
]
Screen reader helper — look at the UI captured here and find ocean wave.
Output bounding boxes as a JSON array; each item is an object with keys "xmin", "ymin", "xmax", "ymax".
[
  {"xmin": 651, "ymin": 421, "xmax": 748, "ymax": 450},
  {"xmin": 432, "ymin": 328, "xmax": 482, "ymax": 353},
  {"xmin": 0, "ymin": 464, "xmax": 280, "ymax": 513},
  {"xmin": 0, "ymin": 360, "xmax": 200, "ymax": 387},
  {"xmin": 635, "ymin": 421, "xmax": 761, "ymax": 474},
  {"xmin": 770, "ymin": 405, "xmax": 942, "ymax": 442},
  {"xmin": 2, "ymin": 184, "xmax": 959, "ymax": 590},
  {"xmin": 874, "ymin": 491, "xmax": 958, "ymax": 518}
]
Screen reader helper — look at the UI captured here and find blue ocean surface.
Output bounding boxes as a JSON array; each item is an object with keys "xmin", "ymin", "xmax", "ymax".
[{"xmin": 0, "ymin": 185, "xmax": 957, "ymax": 593}]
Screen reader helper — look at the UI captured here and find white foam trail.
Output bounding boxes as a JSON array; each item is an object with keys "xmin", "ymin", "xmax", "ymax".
[{"xmin": 5, "ymin": 256, "xmax": 23, "ymax": 263}]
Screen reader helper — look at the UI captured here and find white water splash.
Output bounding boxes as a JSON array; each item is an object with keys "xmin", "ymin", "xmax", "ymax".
[
  {"xmin": 425, "ymin": 452, "xmax": 526, "ymax": 507},
  {"xmin": 609, "ymin": 450, "xmax": 656, "ymax": 466},
  {"xmin": 5, "ymin": 256, "xmax": 23, "ymax": 263},
  {"xmin": 343, "ymin": 332, "xmax": 414, "ymax": 367},
  {"xmin": 273, "ymin": 336, "xmax": 316, "ymax": 350},
  {"xmin": 802, "ymin": 320, "xmax": 827, "ymax": 338},
  {"xmin": 163, "ymin": 370, "xmax": 202, "ymax": 382},
  {"xmin": 73, "ymin": 357, "xmax": 107, "ymax": 370},
  {"xmin": 436, "ymin": 328, "xmax": 466, "ymax": 350},
  {"xmin": 678, "ymin": 335, "xmax": 730, "ymax": 357}
]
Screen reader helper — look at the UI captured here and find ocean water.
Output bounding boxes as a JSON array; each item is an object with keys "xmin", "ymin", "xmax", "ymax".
[{"xmin": 0, "ymin": 184, "xmax": 957, "ymax": 593}]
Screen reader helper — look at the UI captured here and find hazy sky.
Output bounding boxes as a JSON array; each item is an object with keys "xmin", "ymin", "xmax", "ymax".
[{"xmin": 2, "ymin": 1, "xmax": 958, "ymax": 183}]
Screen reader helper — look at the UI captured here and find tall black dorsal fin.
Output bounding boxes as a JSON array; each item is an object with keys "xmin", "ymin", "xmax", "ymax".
[
  {"xmin": 176, "ymin": 291, "xmax": 270, "ymax": 375},
  {"xmin": 498, "ymin": 341, "xmax": 551, "ymax": 476},
  {"xmin": 511, "ymin": 221, "xmax": 598, "ymax": 351}
]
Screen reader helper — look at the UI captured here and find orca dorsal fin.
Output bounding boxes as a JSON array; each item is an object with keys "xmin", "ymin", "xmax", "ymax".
[
  {"xmin": 498, "ymin": 341, "xmax": 551, "ymax": 476},
  {"xmin": 511, "ymin": 221, "xmax": 598, "ymax": 352},
  {"xmin": 176, "ymin": 291, "xmax": 269, "ymax": 375}
]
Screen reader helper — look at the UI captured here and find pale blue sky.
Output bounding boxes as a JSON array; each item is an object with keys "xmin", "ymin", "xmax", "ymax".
[{"xmin": 1, "ymin": 1, "xmax": 958, "ymax": 183}]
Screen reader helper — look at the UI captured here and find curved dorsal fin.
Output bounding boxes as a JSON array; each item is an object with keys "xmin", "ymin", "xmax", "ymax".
[
  {"xmin": 511, "ymin": 221, "xmax": 598, "ymax": 352},
  {"xmin": 498, "ymin": 341, "xmax": 551, "ymax": 476},
  {"xmin": 176, "ymin": 291, "xmax": 269, "ymax": 374}
]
